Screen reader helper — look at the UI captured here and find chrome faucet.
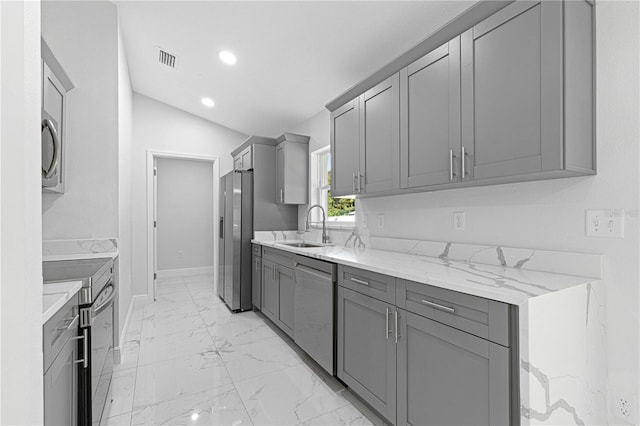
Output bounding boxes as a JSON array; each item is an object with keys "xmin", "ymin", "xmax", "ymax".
[{"xmin": 305, "ymin": 204, "xmax": 329, "ymax": 244}]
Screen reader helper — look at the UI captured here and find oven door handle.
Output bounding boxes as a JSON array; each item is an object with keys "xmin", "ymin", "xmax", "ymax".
[{"xmin": 93, "ymin": 283, "xmax": 116, "ymax": 315}]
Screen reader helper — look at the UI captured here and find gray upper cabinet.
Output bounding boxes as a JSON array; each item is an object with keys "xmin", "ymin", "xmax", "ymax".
[
  {"xmin": 461, "ymin": 0, "xmax": 595, "ymax": 181},
  {"xmin": 233, "ymin": 145, "xmax": 253, "ymax": 171},
  {"xmin": 360, "ymin": 74, "xmax": 400, "ymax": 194},
  {"xmin": 330, "ymin": 99, "xmax": 360, "ymax": 197},
  {"xmin": 337, "ymin": 286, "xmax": 397, "ymax": 423},
  {"xmin": 397, "ymin": 309, "xmax": 510, "ymax": 426},
  {"xmin": 400, "ymin": 37, "xmax": 461, "ymax": 188},
  {"xmin": 275, "ymin": 133, "xmax": 310, "ymax": 204},
  {"xmin": 330, "ymin": 75, "xmax": 400, "ymax": 197},
  {"xmin": 327, "ymin": 0, "xmax": 594, "ymax": 196}
]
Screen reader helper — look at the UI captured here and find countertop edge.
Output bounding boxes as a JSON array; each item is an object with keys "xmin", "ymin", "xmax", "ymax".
[
  {"xmin": 42, "ymin": 281, "xmax": 83, "ymax": 324},
  {"xmin": 42, "ymin": 252, "xmax": 119, "ymax": 262}
]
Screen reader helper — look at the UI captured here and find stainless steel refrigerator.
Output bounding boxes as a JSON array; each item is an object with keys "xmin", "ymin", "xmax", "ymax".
[{"xmin": 218, "ymin": 170, "xmax": 253, "ymax": 311}]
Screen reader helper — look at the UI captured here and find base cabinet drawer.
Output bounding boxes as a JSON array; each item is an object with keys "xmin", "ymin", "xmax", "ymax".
[
  {"xmin": 338, "ymin": 265, "xmax": 396, "ymax": 304},
  {"xmin": 397, "ymin": 309, "xmax": 510, "ymax": 426}
]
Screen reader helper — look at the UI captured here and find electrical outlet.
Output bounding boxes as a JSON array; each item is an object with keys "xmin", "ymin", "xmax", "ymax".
[
  {"xmin": 586, "ymin": 209, "xmax": 624, "ymax": 238},
  {"xmin": 177, "ymin": 250, "xmax": 184, "ymax": 258},
  {"xmin": 613, "ymin": 391, "xmax": 636, "ymax": 423},
  {"xmin": 377, "ymin": 214, "xmax": 384, "ymax": 229},
  {"xmin": 362, "ymin": 214, "xmax": 368, "ymax": 228},
  {"xmin": 453, "ymin": 211, "xmax": 465, "ymax": 231}
]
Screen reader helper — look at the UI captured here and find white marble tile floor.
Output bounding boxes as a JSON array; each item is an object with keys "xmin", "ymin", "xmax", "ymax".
[{"xmin": 101, "ymin": 274, "xmax": 385, "ymax": 426}]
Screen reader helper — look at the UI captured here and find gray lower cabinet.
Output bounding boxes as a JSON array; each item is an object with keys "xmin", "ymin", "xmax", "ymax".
[
  {"xmin": 400, "ymin": 36, "xmax": 461, "ymax": 188},
  {"xmin": 261, "ymin": 256, "xmax": 295, "ymax": 337},
  {"xmin": 276, "ymin": 265, "xmax": 295, "ymax": 337},
  {"xmin": 397, "ymin": 309, "xmax": 510, "ymax": 426},
  {"xmin": 337, "ymin": 286, "xmax": 397, "ymax": 422},
  {"xmin": 261, "ymin": 259, "xmax": 278, "ymax": 322},
  {"xmin": 252, "ymin": 244, "xmax": 262, "ymax": 309},
  {"xmin": 44, "ymin": 338, "xmax": 78, "ymax": 426},
  {"xmin": 337, "ymin": 270, "xmax": 513, "ymax": 425}
]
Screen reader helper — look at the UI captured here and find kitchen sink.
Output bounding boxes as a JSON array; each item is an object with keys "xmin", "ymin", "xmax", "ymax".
[{"xmin": 277, "ymin": 241, "xmax": 326, "ymax": 248}]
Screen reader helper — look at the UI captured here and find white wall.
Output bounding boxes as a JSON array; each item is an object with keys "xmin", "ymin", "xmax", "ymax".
[
  {"xmin": 41, "ymin": 1, "xmax": 119, "ymax": 240},
  {"xmin": 117, "ymin": 17, "xmax": 133, "ymax": 343},
  {"xmin": 288, "ymin": 2, "xmax": 640, "ymax": 420},
  {"xmin": 131, "ymin": 94, "xmax": 247, "ymax": 296},
  {"xmin": 156, "ymin": 158, "xmax": 214, "ymax": 271},
  {"xmin": 0, "ymin": 1, "xmax": 43, "ymax": 423}
]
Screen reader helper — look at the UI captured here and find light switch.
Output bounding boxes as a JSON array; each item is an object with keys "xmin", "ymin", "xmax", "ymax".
[
  {"xmin": 586, "ymin": 210, "xmax": 624, "ymax": 238},
  {"xmin": 453, "ymin": 211, "xmax": 465, "ymax": 231}
]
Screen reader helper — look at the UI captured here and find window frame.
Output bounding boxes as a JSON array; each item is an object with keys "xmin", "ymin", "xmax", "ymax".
[{"xmin": 310, "ymin": 146, "xmax": 355, "ymax": 229}]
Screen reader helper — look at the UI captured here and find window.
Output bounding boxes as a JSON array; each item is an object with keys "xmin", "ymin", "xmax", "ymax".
[{"xmin": 312, "ymin": 147, "xmax": 355, "ymax": 226}]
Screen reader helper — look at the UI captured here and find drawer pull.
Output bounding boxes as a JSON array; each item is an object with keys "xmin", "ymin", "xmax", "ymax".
[
  {"xmin": 350, "ymin": 277, "xmax": 369, "ymax": 286},
  {"xmin": 385, "ymin": 308, "xmax": 390, "ymax": 339},
  {"xmin": 421, "ymin": 299, "xmax": 455, "ymax": 314}
]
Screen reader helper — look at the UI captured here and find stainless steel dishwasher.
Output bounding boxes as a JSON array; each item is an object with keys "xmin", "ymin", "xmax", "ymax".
[{"xmin": 293, "ymin": 255, "xmax": 336, "ymax": 375}]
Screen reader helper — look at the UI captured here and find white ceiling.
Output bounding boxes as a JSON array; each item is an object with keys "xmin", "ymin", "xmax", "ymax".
[{"xmin": 116, "ymin": 1, "xmax": 476, "ymax": 137}]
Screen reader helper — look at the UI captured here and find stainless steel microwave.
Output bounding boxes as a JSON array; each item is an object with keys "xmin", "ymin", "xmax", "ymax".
[{"xmin": 41, "ymin": 39, "xmax": 72, "ymax": 194}]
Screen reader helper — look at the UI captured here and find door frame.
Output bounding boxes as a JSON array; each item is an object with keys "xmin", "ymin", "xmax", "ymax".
[{"xmin": 146, "ymin": 150, "xmax": 220, "ymax": 301}]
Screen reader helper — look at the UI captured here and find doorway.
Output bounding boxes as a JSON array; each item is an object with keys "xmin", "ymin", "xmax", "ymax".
[{"xmin": 146, "ymin": 151, "xmax": 219, "ymax": 301}]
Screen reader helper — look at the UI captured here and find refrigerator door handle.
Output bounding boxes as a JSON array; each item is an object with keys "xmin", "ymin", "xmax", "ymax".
[{"xmin": 219, "ymin": 217, "xmax": 224, "ymax": 239}]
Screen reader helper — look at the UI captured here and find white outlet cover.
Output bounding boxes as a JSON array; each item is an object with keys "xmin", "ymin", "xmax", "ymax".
[
  {"xmin": 362, "ymin": 214, "xmax": 368, "ymax": 228},
  {"xmin": 453, "ymin": 211, "xmax": 465, "ymax": 231},
  {"xmin": 586, "ymin": 209, "xmax": 624, "ymax": 238},
  {"xmin": 613, "ymin": 391, "xmax": 637, "ymax": 424},
  {"xmin": 377, "ymin": 214, "xmax": 384, "ymax": 229}
]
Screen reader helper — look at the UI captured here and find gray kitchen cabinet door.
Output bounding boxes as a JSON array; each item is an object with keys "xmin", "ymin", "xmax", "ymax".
[
  {"xmin": 397, "ymin": 309, "xmax": 510, "ymax": 426},
  {"xmin": 233, "ymin": 155, "xmax": 243, "ymax": 171},
  {"xmin": 360, "ymin": 74, "xmax": 400, "ymax": 194},
  {"xmin": 275, "ymin": 141, "xmax": 309, "ymax": 204},
  {"xmin": 275, "ymin": 144, "xmax": 285, "ymax": 203},
  {"xmin": 337, "ymin": 287, "xmax": 396, "ymax": 423},
  {"xmin": 44, "ymin": 337, "xmax": 77, "ymax": 426},
  {"xmin": 276, "ymin": 265, "xmax": 295, "ymax": 337},
  {"xmin": 261, "ymin": 259, "xmax": 278, "ymax": 322},
  {"xmin": 461, "ymin": 1, "xmax": 562, "ymax": 181},
  {"xmin": 252, "ymin": 254, "xmax": 262, "ymax": 309},
  {"xmin": 330, "ymin": 99, "xmax": 360, "ymax": 196},
  {"xmin": 400, "ymin": 37, "xmax": 461, "ymax": 188}
]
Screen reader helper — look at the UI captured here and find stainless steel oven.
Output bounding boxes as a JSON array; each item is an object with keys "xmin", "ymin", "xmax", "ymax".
[{"xmin": 43, "ymin": 258, "xmax": 116, "ymax": 426}]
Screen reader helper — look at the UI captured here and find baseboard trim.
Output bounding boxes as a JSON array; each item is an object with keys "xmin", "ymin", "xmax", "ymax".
[
  {"xmin": 115, "ymin": 294, "xmax": 148, "ymax": 364},
  {"xmin": 156, "ymin": 266, "xmax": 213, "ymax": 278}
]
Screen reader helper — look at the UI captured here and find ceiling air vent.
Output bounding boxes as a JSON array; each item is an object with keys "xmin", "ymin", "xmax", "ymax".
[{"xmin": 156, "ymin": 47, "xmax": 179, "ymax": 70}]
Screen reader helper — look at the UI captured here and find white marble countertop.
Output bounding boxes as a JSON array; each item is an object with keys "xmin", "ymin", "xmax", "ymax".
[
  {"xmin": 42, "ymin": 252, "xmax": 118, "ymax": 262},
  {"xmin": 42, "ymin": 281, "xmax": 82, "ymax": 324},
  {"xmin": 252, "ymin": 239, "xmax": 598, "ymax": 306},
  {"xmin": 42, "ymin": 238, "xmax": 118, "ymax": 262}
]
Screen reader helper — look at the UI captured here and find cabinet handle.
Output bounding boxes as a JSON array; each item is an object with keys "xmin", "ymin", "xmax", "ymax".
[
  {"xmin": 461, "ymin": 146, "xmax": 466, "ymax": 179},
  {"xmin": 421, "ymin": 299, "xmax": 455, "ymax": 314},
  {"xmin": 449, "ymin": 149, "xmax": 457, "ymax": 181},
  {"xmin": 71, "ymin": 328, "xmax": 88, "ymax": 369},
  {"xmin": 350, "ymin": 277, "xmax": 369, "ymax": 286},
  {"xmin": 280, "ymin": 189, "xmax": 284, "ymax": 203},
  {"xmin": 385, "ymin": 308, "xmax": 390, "ymax": 340},
  {"xmin": 394, "ymin": 310, "xmax": 399, "ymax": 344},
  {"xmin": 352, "ymin": 172, "xmax": 357, "ymax": 193},
  {"xmin": 358, "ymin": 173, "xmax": 363, "ymax": 193}
]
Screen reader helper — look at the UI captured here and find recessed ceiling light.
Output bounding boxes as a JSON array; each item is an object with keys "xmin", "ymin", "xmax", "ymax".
[
  {"xmin": 201, "ymin": 97, "xmax": 215, "ymax": 108},
  {"xmin": 219, "ymin": 50, "xmax": 237, "ymax": 65}
]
